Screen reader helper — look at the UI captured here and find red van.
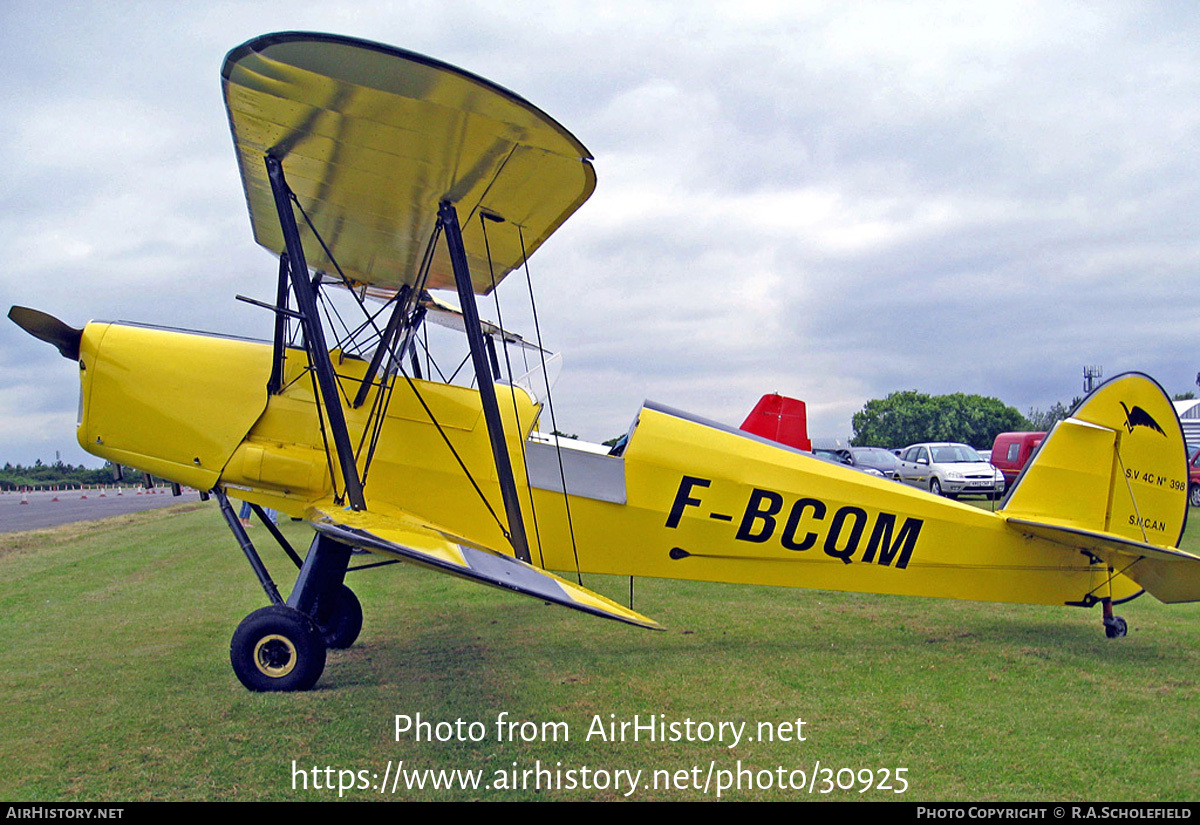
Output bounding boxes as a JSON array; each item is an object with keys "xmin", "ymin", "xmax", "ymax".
[
  {"xmin": 990, "ymin": 432, "xmax": 1046, "ymax": 487},
  {"xmin": 1189, "ymin": 448, "xmax": 1200, "ymax": 506}
]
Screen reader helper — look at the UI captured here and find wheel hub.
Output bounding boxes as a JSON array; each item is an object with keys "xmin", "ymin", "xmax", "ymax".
[{"xmin": 253, "ymin": 634, "xmax": 297, "ymax": 677}]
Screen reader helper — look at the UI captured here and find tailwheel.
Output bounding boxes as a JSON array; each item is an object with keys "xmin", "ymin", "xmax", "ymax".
[
  {"xmin": 313, "ymin": 584, "xmax": 363, "ymax": 649},
  {"xmin": 1103, "ymin": 615, "xmax": 1128, "ymax": 639},
  {"xmin": 1101, "ymin": 596, "xmax": 1127, "ymax": 639},
  {"xmin": 230, "ymin": 605, "xmax": 327, "ymax": 692}
]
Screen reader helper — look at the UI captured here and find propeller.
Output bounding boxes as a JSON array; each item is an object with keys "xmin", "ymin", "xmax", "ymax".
[{"xmin": 8, "ymin": 306, "xmax": 84, "ymax": 360}]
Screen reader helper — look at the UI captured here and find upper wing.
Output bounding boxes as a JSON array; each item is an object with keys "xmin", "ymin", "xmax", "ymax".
[
  {"xmin": 222, "ymin": 32, "xmax": 596, "ymax": 296},
  {"xmin": 307, "ymin": 503, "xmax": 661, "ymax": 630}
]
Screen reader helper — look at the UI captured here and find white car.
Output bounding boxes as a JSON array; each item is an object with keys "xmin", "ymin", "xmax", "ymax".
[{"xmin": 896, "ymin": 442, "xmax": 1005, "ymax": 499}]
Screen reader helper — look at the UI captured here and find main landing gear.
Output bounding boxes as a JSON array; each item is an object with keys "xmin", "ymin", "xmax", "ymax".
[
  {"xmin": 216, "ymin": 491, "xmax": 359, "ymax": 691},
  {"xmin": 229, "ymin": 586, "xmax": 364, "ymax": 692},
  {"xmin": 231, "ymin": 604, "xmax": 327, "ymax": 692},
  {"xmin": 313, "ymin": 583, "xmax": 363, "ymax": 649}
]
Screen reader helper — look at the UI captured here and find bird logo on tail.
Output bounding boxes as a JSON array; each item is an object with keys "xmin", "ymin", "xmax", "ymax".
[{"xmin": 1119, "ymin": 402, "xmax": 1166, "ymax": 436}]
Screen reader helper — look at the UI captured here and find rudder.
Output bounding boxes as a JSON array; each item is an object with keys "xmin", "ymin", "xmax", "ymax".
[{"xmin": 1001, "ymin": 373, "xmax": 1189, "ymax": 550}]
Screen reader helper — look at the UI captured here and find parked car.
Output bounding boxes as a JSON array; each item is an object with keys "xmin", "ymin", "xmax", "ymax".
[
  {"xmin": 847, "ymin": 446, "xmax": 902, "ymax": 480},
  {"xmin": 896, "ymin": 442, "xmax": 1005, "ymax": 499},
  {"xmin": 1189, "ymin": 448, "xmax": 1200, "ymax": 507},
  {"xmin": 812, "ymin": 449, "xmax": 887, "ymax": 479},
  {"xmin": 990, "ymin": 431, "xmax": 1046, "ymax": 487}
]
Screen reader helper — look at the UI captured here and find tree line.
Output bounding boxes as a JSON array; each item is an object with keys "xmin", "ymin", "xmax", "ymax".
[
  {"xmin": 851, "ymin": 388, "xmax": 1196, "ymax": 450},
  {"xmin": 851, "ymin": 391, "xmax": 1028, "ymax": 449},
  {"xmin": 0, "ymin": 461, "xmax": 115, "ymax": 491}
]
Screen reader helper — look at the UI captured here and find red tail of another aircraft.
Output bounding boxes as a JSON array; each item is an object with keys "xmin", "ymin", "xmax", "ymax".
[{"xmin": 740, "ymin": 394, "xmax": 811, "ymax": 451}]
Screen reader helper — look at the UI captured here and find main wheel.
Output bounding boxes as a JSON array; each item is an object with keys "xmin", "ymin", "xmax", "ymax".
[
  {"xmin": 930, "ymin": 478, "xmax": 943, "ymax": 497},
  {"xmin": 1190, "ymin": 484, "xmax": 1200, "ymax": 507},
  {"xmin": 313, "ymin": 584, "xmax": 363, "ymax": 649},
  {"xmin": 1104, "ymin": 615, "xmax": 1128, "ymax": 639},
  {"xmin": 230, "ymin": 605, "xmax": 327, "ymax": 692}
]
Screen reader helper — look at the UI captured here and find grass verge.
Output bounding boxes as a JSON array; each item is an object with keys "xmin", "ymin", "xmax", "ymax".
[{"xmin": 0, "ymin": 503, "xmax": 1197, "ymax": 800}]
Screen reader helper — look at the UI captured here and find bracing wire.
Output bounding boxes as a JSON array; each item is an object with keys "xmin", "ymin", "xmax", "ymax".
[
  {"xmin": 306, "ymin": 361, "xmax": 343, "ymax": 506},
  {"xmin": 480, "ymin": 215, "xmax": 545, "ymax": 569},
  {"xmin": 397, "ymin": 363, "xmax": 510, "ymax": 540},
  {"xmin": 351, "ymin": 288, "xmax": 407, "ymax": 461},
  {"xmin": 411, "ymin": 332, "xmax": 453, "ymax": 383},
  {"xmin": 271, "ymin": 187, "xmax": 547, "ymax": 551},
  {"xmin": 291, "ymin": 192, "xmax": 386, "ymax": 344},
  {"xmin": 315, "ymin": 283, "xmax": 353, "ymax": 351},
  {"xmin": 391, "ymin": 221, "xmax": 441, "ymax": 373},
  {"xmin": 1114, "ymin": 450, "xmax": 1151, "ymax": 544},
  {"xmin": 518, "ymin": 225, "xmax": 583, "ymax": 584},
  {"xmin": 1081, "ymin": 552, "xmax": 1145, "ymax": 602},
  {"xmin": 423, "ymin": 321, "xmax": 431, "ymax": 380},
  {"xmin": 313, "ymin": 287, "xmax": 357, "ymax": 407},
  {"xmin": 287, "ymin": 197, "xmax": 445, "ymax": 493},
  {"xmin": 278, "ymin": 175, "xmax": 517, "ymax": 510},
  {"xmin": 358, "ymin": 225, "xmax": 440, "ymax": 489},
  {"xmin": 337, "ymin": 296, "xmax": 394, "ymax": 358}
]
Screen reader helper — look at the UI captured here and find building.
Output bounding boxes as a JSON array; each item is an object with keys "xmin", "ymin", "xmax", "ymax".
[{"xmin": 1174, "ymin": 399, "xmax": 1200, "ymax": 454}]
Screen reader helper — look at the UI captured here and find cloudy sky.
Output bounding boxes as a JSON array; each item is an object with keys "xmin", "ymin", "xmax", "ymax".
[{"xmin": 3, "ymin": 1, "xmax": 1199, "ymax": 467}]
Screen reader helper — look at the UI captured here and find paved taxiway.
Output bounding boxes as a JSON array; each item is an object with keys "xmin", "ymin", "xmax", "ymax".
[{"xmin": 0, "ymin": 487, "xmax": 205, "ymax": 534}]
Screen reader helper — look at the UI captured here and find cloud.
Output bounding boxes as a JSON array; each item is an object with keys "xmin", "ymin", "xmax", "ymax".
[{"xmin": 3, "ymin": 1, "xmax": 1200, "ymax": 467}]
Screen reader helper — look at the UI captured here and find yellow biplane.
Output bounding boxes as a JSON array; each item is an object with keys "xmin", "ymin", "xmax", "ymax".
[{"xmin": 11, "ymin": 32, "xmax": 1200, "ymax": 691}]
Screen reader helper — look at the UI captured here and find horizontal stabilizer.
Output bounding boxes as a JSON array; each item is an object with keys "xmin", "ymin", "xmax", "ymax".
[
  {"xmin": 1007, "ymin": 518, "xmax": 1200, "ymax": 603},
  {"xmin": 308, "ymin": 505, "xmax": 661, "ymax": 629}
]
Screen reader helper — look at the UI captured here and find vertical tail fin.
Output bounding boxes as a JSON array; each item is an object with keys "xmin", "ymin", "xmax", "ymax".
[
  {"xmin": 740, "ymin": 393, "xmax": 811, "ymax": 451},
  {"xmin": 1001, "ymin": 373, "xmax": 1188, "ymax": 549}
]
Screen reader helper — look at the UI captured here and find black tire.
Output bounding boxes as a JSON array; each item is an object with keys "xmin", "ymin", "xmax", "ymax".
[
  {"xmin": 1190, "ymin": 484, "xmax": 1200, "ymax": 507},
  {"xmin": 313, "ymin": 584, "xmax": 363, "ymax": 649},
  {"xmin": 1104, "ymin": 615, "xmax": 1128, "ymax": 639},
  {"xmin": 230, "ymin": 605, "xmax": 327, "ymax": 692},
  {"xmin": 930, "ymin": 478, "xmax": 942, "ymax": 497}
]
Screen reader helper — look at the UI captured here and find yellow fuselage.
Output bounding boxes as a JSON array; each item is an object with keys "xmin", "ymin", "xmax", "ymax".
[{"xmin": 76, "ymin": 321, "xmax": 1137, "ymax": 608}]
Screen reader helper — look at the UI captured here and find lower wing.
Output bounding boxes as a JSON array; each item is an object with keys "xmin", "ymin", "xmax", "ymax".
[{"xmin": 307, "ymin": 504, "xmax": 662, "ymax": 629}]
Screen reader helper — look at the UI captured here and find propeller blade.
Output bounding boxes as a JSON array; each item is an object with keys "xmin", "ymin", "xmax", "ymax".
[{"xmin": 8, "ymin": 306, "xmax": 83, "ymax": 360}]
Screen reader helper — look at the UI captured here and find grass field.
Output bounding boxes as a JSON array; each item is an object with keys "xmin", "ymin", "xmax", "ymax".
[{"xmin": 1, "ymin": 502, "xmax": 1198, "ymax": 801}]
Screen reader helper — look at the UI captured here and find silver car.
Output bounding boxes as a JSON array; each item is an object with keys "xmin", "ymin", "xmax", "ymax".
[{"xmin": 896, "ymin": 442, "xmax": 1005, "ymax": 499}]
